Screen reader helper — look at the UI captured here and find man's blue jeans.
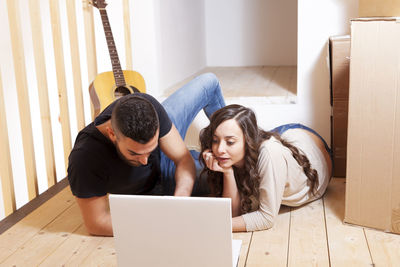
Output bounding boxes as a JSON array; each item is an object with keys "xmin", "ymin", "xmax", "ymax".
[{"xmin": 159, "ymin": 73, "xmax": 226, "ymax": 195}]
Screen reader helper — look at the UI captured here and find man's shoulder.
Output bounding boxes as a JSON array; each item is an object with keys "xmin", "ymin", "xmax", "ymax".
[{"xmin": 70, "ymin": 124, "xmax": 112, "ymax": 162}]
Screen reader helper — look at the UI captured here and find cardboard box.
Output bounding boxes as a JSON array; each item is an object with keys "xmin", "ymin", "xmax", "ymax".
[
  {"xmin": 345, "ymin": 18, "xmax": 400, "ymax": 234},
  {"xmin": 332, "ymin": 100, "xmax": 348, "ymax": 177},
  {"xmin": 359, "ymin": 0, "xmax": 400, "ymax": 17},
  {"xmin": 329, "ymin": 36, "xmax": 350, "ymax": 101},
  {"xmin": 329, "ymin": 35, "xmax": 350, "ymax": 177}
]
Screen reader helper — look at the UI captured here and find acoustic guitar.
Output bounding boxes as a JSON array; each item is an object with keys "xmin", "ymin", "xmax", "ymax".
[{"xmin": 89, "ymin": 0, "xmax": 146, "ymax": 117}]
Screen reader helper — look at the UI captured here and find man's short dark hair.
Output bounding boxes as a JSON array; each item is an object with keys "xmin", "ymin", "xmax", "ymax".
[{"xmin": 111, "ymin": 95, "xmax": 159, "ymax": 143}]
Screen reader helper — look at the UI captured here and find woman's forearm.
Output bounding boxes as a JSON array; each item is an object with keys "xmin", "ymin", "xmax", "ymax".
[
  {"xmin": 232, "ymin": 216, "xmax": 247, "ymax": 232},
  {"xmin": 222, "ymin": 169, "xmax": 241, "ymax": 217}
]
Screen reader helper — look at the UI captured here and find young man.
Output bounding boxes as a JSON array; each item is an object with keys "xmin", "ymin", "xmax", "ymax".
[{"xmin": 68, "ymin": 73, "xmax": 225, "ymax": 236}]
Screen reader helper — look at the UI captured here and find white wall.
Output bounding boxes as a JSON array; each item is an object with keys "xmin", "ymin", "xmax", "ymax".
[
  {"xmin": 205, "ymin": 0, "xmax": 297, "ymax": 66},
  {"xmin": 155, "ymin": 0, "xmax": 207, "ymax": 94},
  {"xmin": 288, "ymin": 0, "xmax": 358, "ymax": 141},
  {"xmin": 184, "ymin": 0, "xmax": 358, "ymax": 148},
  {"xmin": 125, "ymin": 0, "xmax": 160, "ymax": 96},
  {"xmin": 118, "ymin": 0, "xmax": 207, "ymax": 97}
]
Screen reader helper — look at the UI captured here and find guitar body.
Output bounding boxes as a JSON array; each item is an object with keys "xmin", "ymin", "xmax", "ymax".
[
  {"xmin": 89, "ymin": 70, "xmax": 146, "ymax": 118},
  {"xmin": 89, "ymin": 0, "xmax": 146, "ymax": 118}
]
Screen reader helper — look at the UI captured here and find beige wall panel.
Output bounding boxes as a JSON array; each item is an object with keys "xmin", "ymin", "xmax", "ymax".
[
  {"xmin": 82, "ymin": 0, "xmax": 98, "ymax": 120},
  {"xmin": 66, "ymin": 0, "xmax": 85, "ymax": 131},
  {"xmin": 6, "ymin": 0, "xmax": 38, "ymax": 200},
  {"xmin": 0, "ymin": 72, "xmax": 16, "ymax": 215},
  {"xmin": 29, "ymin": 0, "xmax": 57, "ymax": 187},
  {"xmin": 123, "ymin": 0, "xmax": 132, "ymax": 70},
  {"xmin": 48, "ymin": 0, "xmax": 72, "ymax": 170}
]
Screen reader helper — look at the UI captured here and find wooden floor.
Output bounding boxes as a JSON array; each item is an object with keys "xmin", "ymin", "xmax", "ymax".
[
  {"xmin": 1, "ymin": 178, "xmax": 399, "ymax": 266},
  {"xmin": 165, "ymin": 66, "xmax": 297, "ymax": 103}
]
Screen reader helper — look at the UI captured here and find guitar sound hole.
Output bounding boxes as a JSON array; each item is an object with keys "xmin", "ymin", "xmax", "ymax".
[{"xmin": 114, "ymin": 86, "xmax": 131, "ymax": 99}]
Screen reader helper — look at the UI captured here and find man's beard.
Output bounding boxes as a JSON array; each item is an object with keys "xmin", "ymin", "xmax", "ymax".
[{"xmin": 114, "ymin": 142, "xmax": 143, "ymax": 167}]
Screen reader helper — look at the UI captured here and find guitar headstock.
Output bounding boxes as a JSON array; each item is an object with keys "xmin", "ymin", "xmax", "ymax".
[{"xmin": 89, "ymin": 0, "xmax": 107, "ymax": 9}]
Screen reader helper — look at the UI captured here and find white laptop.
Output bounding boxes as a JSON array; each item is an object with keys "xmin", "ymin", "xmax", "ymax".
[{"xmin": 109, "ymin": 194, "xmax": 242, "ymax": 267}]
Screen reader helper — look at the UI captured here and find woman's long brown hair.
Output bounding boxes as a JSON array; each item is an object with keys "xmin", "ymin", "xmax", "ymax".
[{"xmin": 199, "ymin": 104, "xmax": 319, "ymax": 214}]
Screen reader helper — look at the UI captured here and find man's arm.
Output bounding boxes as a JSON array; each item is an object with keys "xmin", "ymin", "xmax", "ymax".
[
  {"xmin": 159, "ymin": 124, "xmax": 196, "ymax": 196},
  {"xmin": 75, "ymin": 195, "xmax": 113, "ymax": 236}
]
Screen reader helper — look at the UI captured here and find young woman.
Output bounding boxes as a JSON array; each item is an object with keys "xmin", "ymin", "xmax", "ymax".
[{"xmin": 199, "ymin": 104, "xmax": 332, "ymax": 232}]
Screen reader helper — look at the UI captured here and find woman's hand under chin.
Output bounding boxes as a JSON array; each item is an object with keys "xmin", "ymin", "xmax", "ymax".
[{"xmin": 202, "ymin": 149, "xmax": 233, "ymax": 174}]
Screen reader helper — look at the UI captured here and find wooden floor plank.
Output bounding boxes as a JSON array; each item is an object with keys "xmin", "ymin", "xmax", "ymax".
[
  {"xmin": 246, "ymin": 206, "xmax": 291, "ymax": 267},
  {"xmin": 39, "ymin": 224, "xmax": 105, "ymax": 267},
  {"xmin": 163, "ymin": 66, "xmax": 296, "ymax": 101},
  {"xmin": 324, "ymin": 178, "xmax": 373, "ymax": 266},
  {"xmin": 288, "ymin": 199, "xmax": 330, "ymax": 267},
  {"xmin": 268, "ymin": 66, "xmax": 295, "ymax": 96},
  {"xmin": 3, "ymin": 177, "xmax": 400, "ymax": 266},
  {"xmin": 218, "ymin": 66, "xmax": 274, "ymax": 96},
  {"xmin": 365, "ymin": 228, "xmax": 400, "ymax": 266},
  {"xmin": 0, "ymin": 187, "xmax": 74, "ymax": 262},
  {"xmin": 80, "ymin": 236, "xmax": 117, "ymax": 266},
  {"xmin": 0, "ymin": 203, "xmax": 82, "ymax": 266},
  {"xmin": 233, "ymin": 232, "xmax": 252, "ymax": 267}
]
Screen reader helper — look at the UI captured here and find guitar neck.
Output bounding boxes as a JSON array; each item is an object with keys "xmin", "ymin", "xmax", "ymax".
[{"xmin": 99, "ymin": 8, "xmax": 126, "ymax": 87}]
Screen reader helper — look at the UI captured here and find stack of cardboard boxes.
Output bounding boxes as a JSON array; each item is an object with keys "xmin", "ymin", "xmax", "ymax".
[{"xmin": 334, "ymin": 0, "xmax": 400, "ymax": 235}]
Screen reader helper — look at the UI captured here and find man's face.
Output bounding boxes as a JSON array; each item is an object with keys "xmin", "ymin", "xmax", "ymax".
[{"xmin": 111, "ymin": 129, "xmax": 159, "ymax": 167}]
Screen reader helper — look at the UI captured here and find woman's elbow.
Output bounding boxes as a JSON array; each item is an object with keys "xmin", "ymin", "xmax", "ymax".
[{"xmin": 244, "ymin": 212, "xmax": 275, "ymax": 231}]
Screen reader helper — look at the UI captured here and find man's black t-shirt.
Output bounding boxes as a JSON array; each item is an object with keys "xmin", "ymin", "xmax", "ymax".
[{"xmin": 67, "ymin": 93, "xmax": 172, "ymax": 198}]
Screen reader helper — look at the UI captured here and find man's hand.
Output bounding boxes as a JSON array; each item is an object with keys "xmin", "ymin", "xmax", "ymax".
[{"xmin": 75, "ymin": 195, "xmax": 113, "ymax": 236}]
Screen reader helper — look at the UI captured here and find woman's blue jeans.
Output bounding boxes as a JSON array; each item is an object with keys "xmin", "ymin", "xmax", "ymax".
[
  {"xmin": 159, "ymin": 73, "xmax": 226, "ymax": 195},
  {"xmin": 271, "ymin": 123, "xmax": 333, "ymax": 166}
]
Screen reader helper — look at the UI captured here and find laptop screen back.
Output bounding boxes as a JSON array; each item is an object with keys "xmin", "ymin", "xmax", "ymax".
[{"xmin": 109, "ymin": 195, "xmax": 234, "ymax": 267}]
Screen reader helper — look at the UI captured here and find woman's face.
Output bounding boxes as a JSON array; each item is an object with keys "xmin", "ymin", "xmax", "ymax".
[{"xmin": 211, "ymin": 119, "xmax": 246, "ymax": 168}]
